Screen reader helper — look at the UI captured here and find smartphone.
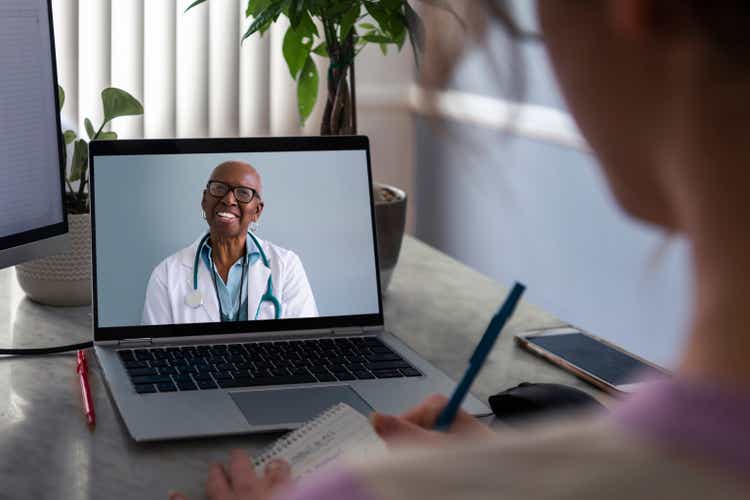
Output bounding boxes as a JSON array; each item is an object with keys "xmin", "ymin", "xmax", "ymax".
[{"xmin": 515, "ymin": 327, "xmax": 669, "ymax": 394}]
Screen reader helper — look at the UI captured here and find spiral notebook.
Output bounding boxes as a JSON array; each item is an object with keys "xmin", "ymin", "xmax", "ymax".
[{"xmin": 253, "ymin": 403, "xmax": 387, "ymax": 478}]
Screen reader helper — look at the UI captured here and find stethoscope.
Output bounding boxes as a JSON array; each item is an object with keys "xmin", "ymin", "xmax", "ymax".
[{"xmin": 184, "ymin": 231, "xmax": 281, "ymax": 320}]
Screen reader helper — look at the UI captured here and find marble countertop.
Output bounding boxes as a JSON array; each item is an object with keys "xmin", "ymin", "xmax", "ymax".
[{"xmin": 0, "ymin": 235, "xmax": 600, "ymax": 499}]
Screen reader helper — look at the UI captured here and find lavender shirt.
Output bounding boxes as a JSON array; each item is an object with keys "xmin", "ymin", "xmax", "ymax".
[
  {"xmin": 613, "ymin": 378, "xmax": 750, "ymax": 479},
  {"xmin": 276, "ymin": 379, "xmax": 750, "ymax": 500}
]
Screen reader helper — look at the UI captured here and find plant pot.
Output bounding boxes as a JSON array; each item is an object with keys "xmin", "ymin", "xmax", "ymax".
[
  {"xmin": 16, "ymin": 213, "xmax": 92, "ymax": 306},
  {"xmin": 373, "ymin": 183, "xmax": 407, "ymax": 293}
]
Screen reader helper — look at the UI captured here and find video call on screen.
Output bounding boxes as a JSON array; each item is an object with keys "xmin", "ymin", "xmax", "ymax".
[{"xmin": 93, "ymin": 150, "xmax": 381, "ymax": 329}]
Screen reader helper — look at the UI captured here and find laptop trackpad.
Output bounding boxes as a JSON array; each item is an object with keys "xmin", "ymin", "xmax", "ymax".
[{"xmin": 230, "ymin": 386, "xmax": 373, "ymax": 427}]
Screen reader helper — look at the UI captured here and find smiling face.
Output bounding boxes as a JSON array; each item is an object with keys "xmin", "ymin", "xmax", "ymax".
[{"xmin": 201, "ymin": 161, "xmax": 264, "ymax": 240}]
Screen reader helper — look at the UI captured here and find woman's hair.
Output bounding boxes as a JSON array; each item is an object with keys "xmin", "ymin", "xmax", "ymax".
[
  {"xmin": 419, "ymin": 1, "xmax": 750, "ymax": 91},
  {"xmin": 684, "ymin": 1, "xmax": 750, "ymax": 64},
  {"xmin": 417, "ymin": 2, "xmax": 529, "ymax": 88}
]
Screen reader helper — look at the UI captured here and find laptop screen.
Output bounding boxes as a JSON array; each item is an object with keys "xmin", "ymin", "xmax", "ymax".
[{"xmin": 90, "ymin": 137, "xmax": 382, "ymax": 341}]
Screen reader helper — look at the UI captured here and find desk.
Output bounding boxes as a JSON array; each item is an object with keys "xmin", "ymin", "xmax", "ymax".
[{"xmin": 0, "ymin": 236, "xmax": 597, "ymax": 499}]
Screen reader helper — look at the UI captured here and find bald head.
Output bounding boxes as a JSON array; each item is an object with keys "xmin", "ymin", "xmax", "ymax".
[{"xmin": 210, "ymin": 161, "xmax": 263, "ymax": 197}]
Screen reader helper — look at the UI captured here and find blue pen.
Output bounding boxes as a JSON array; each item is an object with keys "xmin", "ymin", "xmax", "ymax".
[{"xmin": 433, "ymin": 282, "xmax": 526, "ymax": 431}]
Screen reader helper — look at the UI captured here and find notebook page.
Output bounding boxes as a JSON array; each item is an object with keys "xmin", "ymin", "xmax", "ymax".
[{"xmin": 253, "ymin": 403, "xmax": 387, "ymax": 479}]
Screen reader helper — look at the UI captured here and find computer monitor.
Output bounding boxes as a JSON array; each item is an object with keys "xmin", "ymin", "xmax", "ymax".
[{"xmin": 0, "ymin": 0, "xmax": 68, "ymax": 269}]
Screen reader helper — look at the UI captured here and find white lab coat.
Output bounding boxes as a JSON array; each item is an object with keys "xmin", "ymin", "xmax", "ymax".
[{"xmin": 141, "ymin": 235, "xmax": 318, "ymax": 324}]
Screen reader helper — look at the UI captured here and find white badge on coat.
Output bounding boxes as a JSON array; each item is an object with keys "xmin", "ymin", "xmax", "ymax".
[{"xmin": 184, "ymin": 290, "xmax": 203, "ymax": 308}]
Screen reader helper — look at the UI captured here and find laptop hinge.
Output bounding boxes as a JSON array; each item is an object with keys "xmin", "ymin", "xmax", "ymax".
[
  {"xmin": 117, "ymin": 338, "xmax": 153, "ymax": 348},
  {"xmin": 331, "ymin": 327, "xmax": 365, "ymax": 336}
]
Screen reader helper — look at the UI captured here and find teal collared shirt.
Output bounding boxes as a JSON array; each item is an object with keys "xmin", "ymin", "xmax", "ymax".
[{"xmin": 200, "ymin": 234, "xmax": 260, "ymax": 322}]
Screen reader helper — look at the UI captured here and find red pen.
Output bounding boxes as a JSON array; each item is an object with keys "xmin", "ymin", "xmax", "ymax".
[{"xmin": 76, "ymin": 350, "xmax": 96, "ymax": 427}]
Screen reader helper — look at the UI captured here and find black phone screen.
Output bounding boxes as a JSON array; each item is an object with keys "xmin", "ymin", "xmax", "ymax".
[{"xmin": 526, "ymin": 333, "xmax": 661, "ymax": 385}]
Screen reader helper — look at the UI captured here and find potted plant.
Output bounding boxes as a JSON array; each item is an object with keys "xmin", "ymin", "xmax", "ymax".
[
  {"xmin": 186, "ymin": 0, "xmax": 450, "ymax": 290},
  {"xmin": 16, "ymin": 86, "xmax": 143, "ymax": 306}
]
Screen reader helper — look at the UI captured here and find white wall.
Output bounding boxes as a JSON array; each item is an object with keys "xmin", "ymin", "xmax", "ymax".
[
  {"xmin": 356, "ymin": 44, "xmax": 416, "ymax": 232},
  {"xmin": 412, "ymin": 26, "xmax": 692, "ymax": 368}
]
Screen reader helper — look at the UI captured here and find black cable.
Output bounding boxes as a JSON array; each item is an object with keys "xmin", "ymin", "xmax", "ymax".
[{"xmin": 0, "ymin": 340, "xmax": 94, "ymax": 356}]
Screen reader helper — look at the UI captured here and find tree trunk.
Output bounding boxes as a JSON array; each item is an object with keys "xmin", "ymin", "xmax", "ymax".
[{"xmin": 320, "ymin": 31, "xmax": 357, "ymax": 136}]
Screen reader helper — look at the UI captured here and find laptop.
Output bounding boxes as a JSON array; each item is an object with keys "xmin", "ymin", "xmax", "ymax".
[{"xmin": 89, "ymin": 136, "xmax": 491, "ymax": 442}]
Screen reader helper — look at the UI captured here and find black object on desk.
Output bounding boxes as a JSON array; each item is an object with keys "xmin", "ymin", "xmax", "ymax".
[{"xmin": 488, "ymin": 382, "xmax": 605, "ymax": 421}]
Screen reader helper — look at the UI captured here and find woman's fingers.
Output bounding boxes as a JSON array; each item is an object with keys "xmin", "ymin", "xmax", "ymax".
[
  {"xmin": 206, "ymin": 463, "xmax": 232, "ymax": 499},
  {"xmin": 400, "ymin": 394, "xmax": 450, "ymax": 428},
  {"xmin": 371, "ymin": 412, "xmax": 445, "ymax": 446},
  {"xmin": 400, "ymin": 394, "xmax": 494, "ymax": 437},
  {"xmin": 228, "ymin": 449, "xmax": 259, "ymax": 495},
  {"xmin": 201, "ymin": 453, "xmax": 290, "ymax": 500},
  {"xmin": 264, "ymin": 459, "xmax": 292, "ymax": 487}
]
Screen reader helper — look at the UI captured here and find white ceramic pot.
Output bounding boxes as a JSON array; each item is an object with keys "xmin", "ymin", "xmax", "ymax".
[
  {"xmin": 16, "ymin": 213, "xmax": 92, "ymax": 306},
  {"xmin": 373, "ymin": 183, "xmax": 407, "ymax": 293}
]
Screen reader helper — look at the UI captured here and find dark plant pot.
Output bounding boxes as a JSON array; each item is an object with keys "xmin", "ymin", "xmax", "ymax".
[{"xmin": 373, "ymin": 183, "xmax": 407, "ymax": 293}]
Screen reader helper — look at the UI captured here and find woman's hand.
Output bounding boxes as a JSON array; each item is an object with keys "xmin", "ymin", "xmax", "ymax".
[
  {"xmin": 169, "ymin": 449, "xmax": 292, "ymax": 500},
  {"xmin": 370, "ymin": 394, "xmax": 496, "ymax": 447}
]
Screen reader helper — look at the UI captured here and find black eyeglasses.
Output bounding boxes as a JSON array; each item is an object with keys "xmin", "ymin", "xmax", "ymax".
[{"xmin": 206, "ymin": 180, "xmax": 259, "ymax": 204}]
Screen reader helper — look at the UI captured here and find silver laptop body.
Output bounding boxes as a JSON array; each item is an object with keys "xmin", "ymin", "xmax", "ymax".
[{"xmin": 89, "ymin": 136, "xmax": 490, "ymax": 442}]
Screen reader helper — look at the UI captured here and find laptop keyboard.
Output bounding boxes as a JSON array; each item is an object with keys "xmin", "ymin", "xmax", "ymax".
[{"xmin": 117, "ymin": 336, "xmax": 422, "ymax": 394}]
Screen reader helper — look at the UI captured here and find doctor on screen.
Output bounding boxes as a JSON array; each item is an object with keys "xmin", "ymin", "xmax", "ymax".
[{"xmin": 142, "ymin": 161, "xmax": 318, "ymax": 325}]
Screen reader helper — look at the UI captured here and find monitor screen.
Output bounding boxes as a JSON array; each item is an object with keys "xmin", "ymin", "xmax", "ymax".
[
  {"xmin": 0, "ymin": 0, "xmax": 67, "ymax": 267},
  {"xmin": 91, "ymin": 144, "xmax": 381, "ymax": 337}
]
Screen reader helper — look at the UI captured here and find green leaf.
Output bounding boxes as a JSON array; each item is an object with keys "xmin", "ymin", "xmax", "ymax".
[
  {"xmin": 321, "ymin": 2, "xmax": 352, "ymax": 18},
  {"xmin": 393, "ymin": 20, "xmax": 406, "ymax": 49},
  {"xmin": 364, "ymin": 2, "xmax": 391, "ymax": 33},
  {"xmin": 392, "ymin": 11, "xmax": 407, "ymax": 33},
  {"xmin": 246, "ymin": 0, "xmax": 272, "ymax": 18},
  {"xmin": 339, "ymin": 4, "xmax": 360, "ymax": 40},
  {"xmin": 101, "ymin": 88, "xmax": 144, "ymax": 125},
  {"xmin": 379, "ymin": 43, "xmax": 388, "ymax": 55},
  {"xmin": 283, "ymin": 24, "xmax": 313, "ymax": 79},
  {"xmin": 69, "ymin": 139, "xmax": 88, "ymax": 182},
  {"xmin": 84, "ymin": 118, "xmax": 95, "ymax": 141},
  {"xmin": 184, "ymin": 0, "xmax": 207, "ymax": 13},
  {"xmin": 287, "ymin": 0, "xmax": 305, "ymax": 28},
  {"xmin": 58, "ymin": 85, "xmax": 65, "ymax": 111},
  {"xmin": 359, "ymin": 22, "xmax": 376, "ymax": 30},
  {"xmin": 297, "ymin": 55, "xmax": 318, "ymax": 125},
  {"xmin": 242, "ymin": 0, "xmax": 286, "ymax": 42},
  {"xmin": 381, "ymin": 0, "xmax": 402, "ymax": 12},
  {"xmin": 97, "ymin": 131, "xmax": 118, "ymax": 141},
  {"xmin": 296, "ymin": 11, "xmax": 318, "ymax": 37},
  {"xmin": 362, "ymin": 33, "xmax": 393, "ymax": 44},
  {"xmin": 312, "ymin": 41, "xmax": 328, "ymax": 56},
  {"xmin": 63, "ymin": 130, "xmax": 76, "ymax": 144},
  {"xmin": 389, "ymin": 10, "xmax": 407, "ymax": 37}
]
